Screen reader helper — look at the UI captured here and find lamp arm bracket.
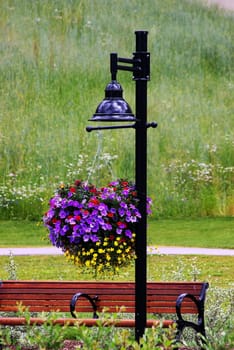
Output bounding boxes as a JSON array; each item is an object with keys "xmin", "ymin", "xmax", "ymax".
[
  {"xmin": 111, "ymin": 52, "xmax": 150, "ymax": 80},
  {"xmin": 117, "ymin": 57, "xmax": 143, "ymax": 73},
  {"xmin": 118, "ymin": 57, "xmax": 139, "ymax": 64},
  {"xmin": 86, "ymin": 122, "xmax": 157, "ymax": 133},
  {"xmin": 110, "ymin": 53, "xmax": 142, "ymax": 79},
  {"xmin": 86, "ymin": 124, "xmax": 136, "ymax": 132},
  {"xmin": 133, "ymin": 52, "xmax": 150, "ymax": 80},
  {"xmin": 117, "ymin": 65, "xmax": 138, "ymax": 72},
  {"xmin": 147, "ymin": 122, "xmax": 158, "ymax": 128}
]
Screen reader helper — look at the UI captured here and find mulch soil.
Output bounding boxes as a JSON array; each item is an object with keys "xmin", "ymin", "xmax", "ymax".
[{"xmin": 2, "ymin": 342, "xmax": 194, "ymax": 350}]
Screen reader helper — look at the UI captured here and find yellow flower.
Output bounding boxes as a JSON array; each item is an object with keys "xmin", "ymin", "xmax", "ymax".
[
  {"xmin": 106, "ymin": 254, "xmax": 111, "ymax": 261},
  {"xmin": 85, "ymin": 260, "xmax": 91, "ymax": 267},
  {"xmin": 97, "ymin": 264, "xmax": 103, "ymax": 272},
  {"xmin": 98, "ymin": 248, "xmax": 105, "ymax": 254}
]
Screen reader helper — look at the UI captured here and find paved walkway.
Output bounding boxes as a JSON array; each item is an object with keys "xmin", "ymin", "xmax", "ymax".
[
  {"xmin": 0, "ymin": 246, "xmax": 233, "ymax": 256},
  {"xmin": 204, "ymin": 0, "xmax": 234, "ymax": 11}
]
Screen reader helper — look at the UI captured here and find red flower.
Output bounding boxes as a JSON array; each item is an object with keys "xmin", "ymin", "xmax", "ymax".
[
  {"xmin": 117, "ymin": 221, "xmax": 127, "ymax": 229},
  {"xmin": 81, "ymin": 209, "xmax": 89, "ymax": 217},
  {"xmin": 89, "ymin": 198, "xmax": 100, "ymax": 205},
  {"xmin": 70, "ymin": 187, "xmax": 76, "ymax": 193},
  {"xmin": 75, "ymin": 215, "xmax": 81, "ymax": 221}
]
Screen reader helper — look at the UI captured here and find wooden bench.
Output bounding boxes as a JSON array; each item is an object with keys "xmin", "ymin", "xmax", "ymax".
[{"xmin": 0, "ymin": 280, "xmax": 209, "ymax": 339}]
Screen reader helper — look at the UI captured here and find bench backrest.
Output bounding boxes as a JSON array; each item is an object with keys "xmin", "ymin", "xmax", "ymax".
[{"xmin": 0, "ymin": 280, "xmax": 208, "ymax": 315}]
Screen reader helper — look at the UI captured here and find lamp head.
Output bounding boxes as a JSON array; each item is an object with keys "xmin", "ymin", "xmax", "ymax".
[{"xmin": 89, "ymin": 80, "xmax": 135, "ymax": 122}]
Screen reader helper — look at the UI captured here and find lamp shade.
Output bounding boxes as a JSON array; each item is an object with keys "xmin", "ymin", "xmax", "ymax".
[{"xmin": 89, "ymin": 80, "xmax": 135, "ymax": 122}]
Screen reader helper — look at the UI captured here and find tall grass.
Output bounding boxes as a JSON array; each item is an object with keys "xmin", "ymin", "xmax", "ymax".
[{"xmin": 0, "ymin": 0, "xmax": 233, "ymax": 220}]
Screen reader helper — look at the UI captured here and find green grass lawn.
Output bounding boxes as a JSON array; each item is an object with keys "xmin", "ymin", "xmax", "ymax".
[
  {"xmin": 149, "ymin": 217, "xmax": 234, "ymax": 248},
  {"xmin": 0, "ymin": 217, "xmax": 233, "ymax": 248},
  {"xmin": 0, "ymin": 254, "xmax": 233, "ymax": 288},
  {"xmin": 0, "ymin": 220, "xmax": 48, "ymax": 247}
]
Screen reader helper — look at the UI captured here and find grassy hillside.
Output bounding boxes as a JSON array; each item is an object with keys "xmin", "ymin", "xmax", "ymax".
[{"xmin": 0, "ymin": 0, "xmax": 233, "ymax": 219}]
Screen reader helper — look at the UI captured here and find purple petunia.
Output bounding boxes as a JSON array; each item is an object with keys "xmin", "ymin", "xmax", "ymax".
[
  {"xmin": 59, "ymin": 209, "xmax": 68, "ymax": 219},
  {"xmin": 118, "ymin": 208, "xmax": 125, "ymax": 217},
  {"xmin": 125, "ymin": 230, "xmax": 132, "ymax": 238},
  {"xmin": 98, "ymin": 203, "xmax": 108, "ymax": 216}
]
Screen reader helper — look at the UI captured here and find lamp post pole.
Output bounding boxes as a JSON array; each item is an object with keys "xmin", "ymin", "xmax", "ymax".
[
  {"xmin": 87, "ymin": 30, "xmax": 156, "ymax": 341},
  {"xmin": 134, "ymin": 30, "xmax": 149, "ymax": 341}
]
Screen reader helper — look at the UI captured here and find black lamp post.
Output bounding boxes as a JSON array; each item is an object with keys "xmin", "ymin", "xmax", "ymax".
[{"xmin": 86, "ymin": 30, "xmax": 157, "ymax": 341}]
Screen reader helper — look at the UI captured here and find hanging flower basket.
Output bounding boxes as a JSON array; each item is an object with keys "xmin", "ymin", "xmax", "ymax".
[{"xmin": 43, "ymin": 179, "xmax": 152, "ymax": 274}]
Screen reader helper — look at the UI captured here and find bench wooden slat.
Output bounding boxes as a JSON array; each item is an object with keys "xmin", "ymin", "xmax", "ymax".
[
  {"xmin": 0, "ymin": 316, "xmax": 174, "ymax": 329},
  {"xmin": 0, "ymin": 280, "xmax": 205, "ymax": 315}
]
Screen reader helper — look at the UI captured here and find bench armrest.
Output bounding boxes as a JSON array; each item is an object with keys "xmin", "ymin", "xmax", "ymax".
[
  {"xmin": 176, "ymin": 282, "xmax": 209, "ymax": 339},
  {"xmin": 70, "ymin": 293, "xmax": 99, "ymax": 319}
]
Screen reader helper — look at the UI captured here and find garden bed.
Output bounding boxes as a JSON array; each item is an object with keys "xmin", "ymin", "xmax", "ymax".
[{"xmin": 3, "ymin": 342, "xmax": 194, "ymax": 350}]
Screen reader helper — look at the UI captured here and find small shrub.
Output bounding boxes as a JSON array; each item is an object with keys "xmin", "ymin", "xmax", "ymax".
[{"xmin": 4, "ymin": 252, "xmax": 18, "ymax": 280}]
